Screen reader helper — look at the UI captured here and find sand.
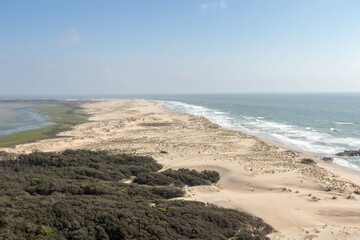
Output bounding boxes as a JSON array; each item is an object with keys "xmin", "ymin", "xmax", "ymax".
[{"xmin": 1, "ymin": 99, "xmax": 360, "ymax": 239}]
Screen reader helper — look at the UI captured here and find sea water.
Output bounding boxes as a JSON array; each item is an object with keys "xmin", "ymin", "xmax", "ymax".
[
  {"xmin": 0, "ymin": 102, "xmax": 53, "ymax": 137},
  {"xmin": 150, "ymin": 94, "xmax": 360, "ymax": 171}
]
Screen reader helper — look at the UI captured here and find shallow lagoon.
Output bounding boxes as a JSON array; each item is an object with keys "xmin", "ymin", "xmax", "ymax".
[{"xmin": 0, "ymin": 102, "xmax": 53, "ymax": 137}]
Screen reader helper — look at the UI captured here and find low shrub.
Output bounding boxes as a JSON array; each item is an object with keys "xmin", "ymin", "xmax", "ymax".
[
  {"xmin": 0, "ymin": 150, "xmax": 273, "ymax": 239},
  {"xmin": 300, "ymin": 158, "xmax": 316, "ymax": 165}
]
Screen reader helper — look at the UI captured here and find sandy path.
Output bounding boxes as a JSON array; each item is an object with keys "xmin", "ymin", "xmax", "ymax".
[{"xmin": 1, "ymin": 99, "xmax": 360, "ymax": 239}]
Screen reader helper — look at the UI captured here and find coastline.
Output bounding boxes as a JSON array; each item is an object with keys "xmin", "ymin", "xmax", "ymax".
[
  {"xmin": 1, "ymin": 99, "xmax": 360, "ymax": 239},
  {"xmin": 154, "ymin": 95, "xmax": 360, "ymax": 172},
  {"xmin": 157, "ymin": 98, "xmax": 360, "ymax": 175},
  {"xmin": 245, "ymin": 132, "xmax": 360, "ymax": 176}
]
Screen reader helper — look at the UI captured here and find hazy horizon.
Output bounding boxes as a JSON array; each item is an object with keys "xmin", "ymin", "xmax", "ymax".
[
  {"xmin": 1, "ymin": 0, "xmax": 360, "ymax": 95},
  {"xmin": 2, "ymin": 92, "xmax": 360, "ymax": 100}
]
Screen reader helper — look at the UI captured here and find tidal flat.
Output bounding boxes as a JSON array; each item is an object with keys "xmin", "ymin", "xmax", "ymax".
[{"xmin": 0, "ymin": 100, "xmax": 89, "ymax": 148}]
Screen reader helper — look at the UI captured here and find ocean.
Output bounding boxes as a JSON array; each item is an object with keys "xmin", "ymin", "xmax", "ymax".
[
  {"xmin": 148, "ymin": 94, "xmax": 360, "ymax": 172},
  {"xmin": 0, "ymin": 102, "xmax": 53, "ymax": 137}
]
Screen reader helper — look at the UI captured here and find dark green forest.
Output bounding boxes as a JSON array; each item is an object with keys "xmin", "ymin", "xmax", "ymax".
[{"xmin": 0, "ymin": 150, "xmax": 273, "ymax": 239}]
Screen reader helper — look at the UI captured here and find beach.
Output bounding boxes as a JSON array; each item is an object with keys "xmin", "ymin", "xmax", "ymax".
[{"xmin": 1, "ymin": 99, "xmax": 360, "ymax": 239}]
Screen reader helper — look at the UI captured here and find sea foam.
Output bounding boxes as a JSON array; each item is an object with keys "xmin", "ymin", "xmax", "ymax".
[{"xmin": 158, "ymin": 99, "xmax": 360, "ymax": 172}]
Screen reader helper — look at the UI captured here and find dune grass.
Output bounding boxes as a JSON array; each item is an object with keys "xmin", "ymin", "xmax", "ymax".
[{"xmin": 0, "ymin": 103, "xmax": 89, "ymax": 148}]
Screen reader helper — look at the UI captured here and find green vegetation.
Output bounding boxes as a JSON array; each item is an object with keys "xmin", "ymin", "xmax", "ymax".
[
  {"xmin": 133, "ymin": 168, "xmax": 220, "ymax": 187},
  {"xmin": 39, "ymin": 225, "xmax": 55, "ymax": 237},
  {"xmin": 0, "ymin": 150, "xmax": 273, "ymax": 239},
  {"xmin": 300, "ymin": 158, "xmax": 316, "ymax": 165},
  {"xmin": 0, "ymin": 101, "xmax": 89, "ymax": 147}
]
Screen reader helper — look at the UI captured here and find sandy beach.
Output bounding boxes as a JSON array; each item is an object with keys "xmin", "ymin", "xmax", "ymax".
[{"xmin": 1, "ymin": 99, "xmax": 360, "ymax": 239}]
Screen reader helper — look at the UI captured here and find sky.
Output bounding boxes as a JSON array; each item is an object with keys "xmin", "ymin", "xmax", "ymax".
[{"xmin": 1, "ymin": 0, "xmax": 360, "ymax": 96}]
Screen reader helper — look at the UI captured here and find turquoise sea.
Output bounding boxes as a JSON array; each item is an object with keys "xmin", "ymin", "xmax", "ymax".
[{"xmin": 146, "ymin": 94, "xmax": 360, "ymax": 172}]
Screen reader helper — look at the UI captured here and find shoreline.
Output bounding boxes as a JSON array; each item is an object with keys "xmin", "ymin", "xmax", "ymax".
[
  {"xmin": 1, "ymin": 99, "xmax": 360, "ymax": 239},
  {"xmin": 157, "ymin": 99, "xmax": 360, "ymax": 176},
  {"xmin": 247, "ymin": 132, "xmax": 360, "ymax": 176},
  {"xmin": 3, "ymin": 98, "xmax": 359, "ymax": 176}
]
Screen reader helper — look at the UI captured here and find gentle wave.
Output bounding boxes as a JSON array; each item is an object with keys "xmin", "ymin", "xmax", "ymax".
[
  {"xmin": 158, "ymin": 100, "xmax": 360, "ymax": 172},
  {"xmin": 335, "ymin": 121, "xmax": 353, "ymax": 125},
  {"xmin": 158, "ymin": 100, "xmax": 235, "ymax": 129},
  {"xmin": 333, "ymin": 158, "xmax": 360, "ymax": 171}
]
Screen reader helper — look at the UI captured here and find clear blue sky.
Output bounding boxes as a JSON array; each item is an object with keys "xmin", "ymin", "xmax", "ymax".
[{"xmin": 1, "ymin": 0, "xmax": 360, "ymax": 96}]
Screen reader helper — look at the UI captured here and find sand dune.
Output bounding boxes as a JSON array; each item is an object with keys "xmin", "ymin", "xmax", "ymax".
[{"xmin": 1, "ymin": 99, "xmax": 360, "ymax": 239}]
